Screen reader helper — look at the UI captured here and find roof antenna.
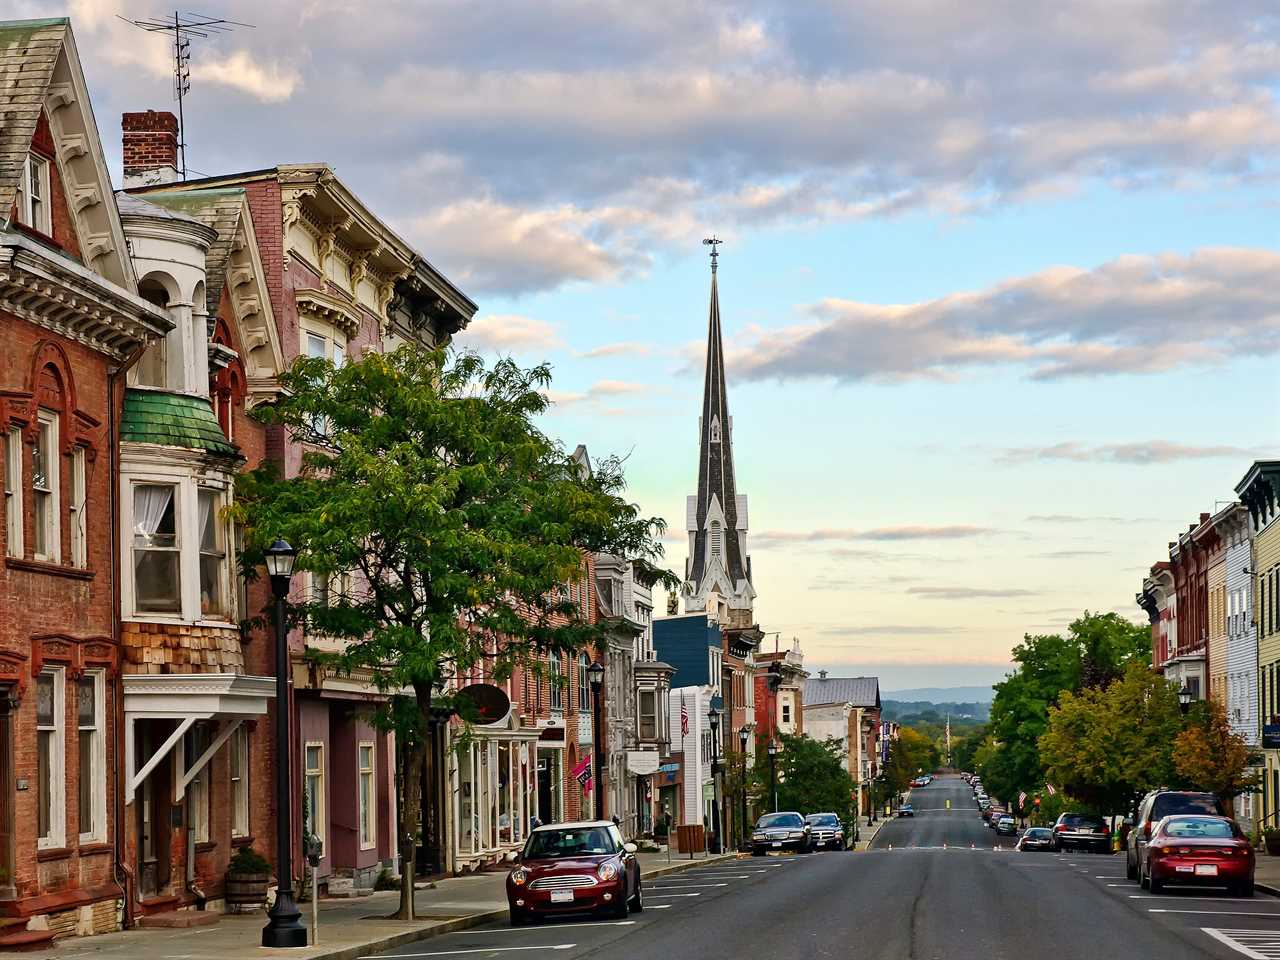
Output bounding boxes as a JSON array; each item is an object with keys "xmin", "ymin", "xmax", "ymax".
[
  {"xmin": 118, "ymin": 11, "xmax": 255, "ymax": 180},
  {"xmin": 702, "ymin": 235, "xmax": 722, "ymax": 274}
]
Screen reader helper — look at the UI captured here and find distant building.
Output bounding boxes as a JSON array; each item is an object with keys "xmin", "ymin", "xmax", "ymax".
[{"xmin": 802, "ymin": 672, "xmax": 882, "ymax": 817}]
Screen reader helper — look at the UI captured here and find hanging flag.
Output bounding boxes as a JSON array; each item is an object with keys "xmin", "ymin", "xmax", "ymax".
[
  {"xmin": 571, "ymin": 754, "xmax": 593, "ymax": 794},
  {"xmin": 1018, "ymin": 791, "xmax": 1027, "ymax": 810},
  {"xmin": 680, "ymin": 694, "xmax": 689, "ymax": 736},
  {"xmin": 1045, "ymin": 782, "xmax": 1057, "ymax": 797}
]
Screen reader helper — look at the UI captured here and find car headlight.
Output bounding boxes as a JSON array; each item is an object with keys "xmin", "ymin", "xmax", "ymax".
[
  {"xmin": 753, "ymin": 832, "xmax": 766, "ymax": 840},
  {"xmin": 597, "ymin": 863, "xmax": 618, "ymax": 881},
  {"xmin": 511, "ymin": 868, "xmax": 529, "ymax": 886}
]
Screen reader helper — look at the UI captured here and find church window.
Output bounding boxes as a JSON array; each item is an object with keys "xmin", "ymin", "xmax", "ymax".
[
  {"xmin": 709, "ymin": 417, "xmax": 721, "ymax": 443},
  {"xmin": 710, "ymin": 521, "xmax": 722, "ymax": 557}
]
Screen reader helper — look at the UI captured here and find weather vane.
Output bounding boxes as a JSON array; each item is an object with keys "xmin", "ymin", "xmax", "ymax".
[{"xmin": 702, "ymin": 235, "xmax": 723, "ymax": 274}]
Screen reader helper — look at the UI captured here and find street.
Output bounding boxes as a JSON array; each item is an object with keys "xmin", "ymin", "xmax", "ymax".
[{"xmin": 370, "ymin": 777, "xmax": 1280, "ymax": 960}]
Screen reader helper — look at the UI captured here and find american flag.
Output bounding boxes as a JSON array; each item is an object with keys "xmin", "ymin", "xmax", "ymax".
[
  {"xmin": 1045, "ymin": 782, "xmax": 1057, "ymax": 797},
  {"xmin": 680, "ymin": 694, "xmax": 689, "ymax": 736},
  {"xmin": 1018, "ymin": 791, "xmax": 1027, "ymax": 810}
]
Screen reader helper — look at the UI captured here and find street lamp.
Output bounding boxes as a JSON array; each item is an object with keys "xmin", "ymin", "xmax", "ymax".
[
  {"xmin": 708, "ymin": 706, "xmax": 721, "ymax": 853},
  {"xmin": 767, "ymin": 739, "xmax": 779, "ymax": 813},
  {"xmin": 1178, "ymin": 684, "xmax": 1193, "ymax": 715},
  {"xmin": 588, "ymin": 659, "xmax": 606, "ymax": 821},
  {"xmin": 738, "ymin": 726, "xmax": 750, "ymax": 849},
  {"xmin": 262, "ymin": 539, "xmax": 306, "ymax": 948}
]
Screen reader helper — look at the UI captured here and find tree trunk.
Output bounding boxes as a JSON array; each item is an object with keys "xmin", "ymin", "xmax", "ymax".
[{"xmin": 397, "ymin": 741, "xmax": 423, "ymax": 920}]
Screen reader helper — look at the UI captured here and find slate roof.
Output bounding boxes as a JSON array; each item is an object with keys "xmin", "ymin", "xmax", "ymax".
[
  {"xmin": 121, "ymin": 389, "xmax": 239, "ymax": 458},
  {"xmin": 0, "ymin": 18, "xmax": 67, "ymax": 224},
  {"xmin": 134, "ymin": 188, "xmax": 246, "ymax": 317},
  {"xmin": 803, "ymin": 675, "xmax": 881, "ymax": 709}
]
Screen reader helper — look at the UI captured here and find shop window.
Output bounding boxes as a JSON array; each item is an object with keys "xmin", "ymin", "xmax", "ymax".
[
  {"xmin": 184, "ymin": 722, "xmax": 210, "ymax": 843},
  {"xmin": 304, "ymin": 742, "xmax": 325, "ymax": 847},
  {"xmin": 231, "ymin": 725, "xmax": 249, "ymax": 838},
  {"xmin": 198, "ymin": 489, "xmax": 227, "ymax": 618},
  {"xmin": 32, "ymin": 411, "xmax": 58, "ymax": 561},
  {"xmin": 78, "ymin": 671, "xmax": 105, "ymax": 842},
  {"xmin": 459, "ymin": 742, "xmax": 475, "ymax": 854},
  {"xmin": 132, "ymin": 484, "xmax": 180, "ymax": 613},
  {"xmin": 37, "ymin": 669, "xmax": 65, "ymax": 848},
  {"xmin": 3, "ymin": 427, "xmax": 19, "ymax": 557},
  {"xmin": 15, "ymin": 153, "xmax": 51, "ymax": 235},
  {"xmin": 358, "ymin": 741, "xmax": 376, "ymax": 850},
  {"xmin": 70, "ymin": 448, "xmax": 87, "ymax": 567},
  {"xmin": 497, "ymin": 742, "xmax": 512, "ymax": 845}
]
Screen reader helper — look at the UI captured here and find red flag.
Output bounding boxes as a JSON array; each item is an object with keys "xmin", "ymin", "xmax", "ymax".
[
  {"xmin": 1045, "ymin": 782, "xmax": 1057, "ymax": 797},
  {"xmin": 680, "ymin": 694, "xmax": 689, "ymax": 736},
  {"xmin": 570, "ymin": 754, "xmax": 593, "ymax": 794}
]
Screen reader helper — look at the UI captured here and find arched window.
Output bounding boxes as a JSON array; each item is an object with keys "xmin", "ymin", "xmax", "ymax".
[{"xmin": 709, "ymin": 520, "xmax": 722, "ymax": 557}]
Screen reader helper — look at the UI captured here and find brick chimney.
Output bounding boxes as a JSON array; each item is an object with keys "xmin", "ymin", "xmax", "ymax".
[{"xmin": 122, "ymin": 111, "xmax": 179, "ymax": 188}]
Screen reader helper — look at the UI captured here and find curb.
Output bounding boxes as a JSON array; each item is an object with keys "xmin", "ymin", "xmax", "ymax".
[
  {"xmin": 1257, "ymin": 882, "xmax": 1280, "ymax": 898},
  {"xmin": 307, "ymin": 853, "xmax": 739, "ymax": 960},
  {"xmin": 854, "ymin": 818, "xmax": 888, "ymax": 851}
]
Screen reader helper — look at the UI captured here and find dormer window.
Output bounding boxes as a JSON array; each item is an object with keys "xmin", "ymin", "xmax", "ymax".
[{"xmin": 15, "ymin": 154, "xmax": 51, "ymax": 235}]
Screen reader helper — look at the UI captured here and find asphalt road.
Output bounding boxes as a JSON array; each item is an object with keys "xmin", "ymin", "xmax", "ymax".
[{"xmin": 369, "ymin": 775, "xmax": 1280, "ymax": 960}]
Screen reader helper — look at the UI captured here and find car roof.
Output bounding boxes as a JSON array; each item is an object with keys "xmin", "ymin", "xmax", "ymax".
[{"xmin": 531, "ymin": 820, "xmax": 616, "ymax": 832}]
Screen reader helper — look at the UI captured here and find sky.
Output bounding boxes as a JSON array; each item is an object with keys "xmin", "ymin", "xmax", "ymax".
[{"xmin": 27, "ymin": 0, "xmax": 1280, "ymax": 690}]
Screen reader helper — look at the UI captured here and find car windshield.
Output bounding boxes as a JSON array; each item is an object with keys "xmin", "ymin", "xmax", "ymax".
[
  {"xmin": 1061, "ymin": 814, "xmax": 1107, "ymax": 829},
  {"xmin": 524, "ymin": 826, "xmax": 619, "ymax": 859},
  {"xmin": 757, "ymin": 814, "xmax": 803, "ymax": 829},
  {"xmin": 806, "ymin": 814, "xmax": 840, "ymax": 826},
  {"xmin": 1162, "ymin": 817, "xmax": 1235, "ymax": 839},
  {"xmin": 1152, "ymin": 794, "xmax": 1224, "ymax": 819},
  {"xmin": 1025, "ymin": 829, "xmax": 1052, "ymax": 838}
]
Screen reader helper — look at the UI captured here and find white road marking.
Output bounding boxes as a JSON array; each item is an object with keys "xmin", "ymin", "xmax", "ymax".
[
  {"xmin": 1131, "ymin": 895, "xmax": 1271, "ymax": 902},
  {"xmin": 645, "ymin": 892, "xmax": 702, "ymax": 898},
  {"xmin": 1095, "ymin": 876, "xmax": 1125, "ymax": 879},
  {"xmin": 648, "ymin": 882, "xmax": 728, "ymax": 888},
  {"xmin": 1151, "ymin": 909, "xmax": 1280, "ymax": 917},
  {"xmin": 370, "ymin": 946, "xmax": 576, "ymax": 958},
  {"xmin": 459, "ymin": 922, "xmax": 637, "ymax": 934},
  {"xmin": 1202, "ymin": 928, "xmax": 1280, "ymax": 959},
  {"xmin": 647, "ymin": 904, "xmax": 672, "ymax": 909}
]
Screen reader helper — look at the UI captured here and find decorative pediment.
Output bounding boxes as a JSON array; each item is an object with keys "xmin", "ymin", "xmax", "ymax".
[{"xmin": 296, "ymin": 286, "xmax": 362, "ymax": 341}]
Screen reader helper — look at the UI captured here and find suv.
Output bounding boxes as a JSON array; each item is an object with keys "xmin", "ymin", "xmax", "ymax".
[
  {"xmin": 1051, "ymin": 813, "xmax": 1110, "ymax": 853},
  {"xmin": 1125, "ymin": 790, "xmax": 1226, "ymax": 880}
]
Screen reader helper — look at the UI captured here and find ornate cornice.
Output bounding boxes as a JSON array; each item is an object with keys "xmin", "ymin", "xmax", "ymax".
[{"xmin": 296, "ymin": 286, "xmax": 362, "ymax": 341}]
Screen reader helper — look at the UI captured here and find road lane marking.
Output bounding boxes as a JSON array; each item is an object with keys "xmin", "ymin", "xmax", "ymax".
[
  {"xmin": 1202, "ymin": 930, "xmax": 1280, "ymax": 959},
  {"xmin": 1095, "ymin": 876, "xmax": 1125, "ymax": 879},
  {"xmin": 370, "ymin": 946, "xmax": 576, "ymax": 958},
  {"xmin": 1151, "ymin": 909, "xmax": 1280, "ymax": 917},
  {"xmin": 645, "ymin": 892, "xmax": 702, "ymax": 898},
  {"xmin": 648, "ymin": 882, "xmax": 728, "ymax": 888},
  {"xmin": 648, "ymin": 904, "xmax": 672, "ymax": 909},
  {"xmin": 460, "ymin": 922, "xmax": 637, "ymax": 934},
  {"xmin": 1131, "ymin": 895, "xmax": 1275, "ymax": 902}
]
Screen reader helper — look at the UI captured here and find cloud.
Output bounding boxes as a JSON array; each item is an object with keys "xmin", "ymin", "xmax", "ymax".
[
  {"xmin": 817, "ymin": 625, "xmax": 963, "ymax": 636},
  {"xmin": 755, "ymin": 525, "xmax": 993, "ymax": 546},
  {"xmin": 1001, "ymin": 440, "xmax": 1268, "ymax": 465},
  {"xmin": 1025, "ymin": 514, "xmax": 1156, "ymax": 524},
  {"xmin": 542, "ymin": 379, "xmax": 654, "ymax": 416},
  {"xmin": 194, "ymin": 51, "xmax": 301, "ymax": 102},
  {"xmin": 456, "ymin": 314, "xmax": 562, "ymax": 353},
  {"xmin": 577, "ymin": 342, "xmax": 654, "ymax": 359},
  {"xmin": 1031, "ymin": 550, "xmax": 1113, "ymax": 559},
  {"xmin": 730, "ymin": 248, "xmax": 1280, "ymax": 383},
  {"xmin": 906, "ymin": 586, "xmax": 1041, "ymax": 600}
]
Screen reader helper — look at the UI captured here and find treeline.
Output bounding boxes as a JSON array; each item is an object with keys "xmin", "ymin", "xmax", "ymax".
[{"xmin": 882, "ymin": 701, "xmax": 991, "ymax": 723}]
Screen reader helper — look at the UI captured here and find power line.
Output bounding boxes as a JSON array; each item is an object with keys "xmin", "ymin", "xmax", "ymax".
[{"xmin": 117, "ymin": 11, "xmax": 255, "ymax": 179}]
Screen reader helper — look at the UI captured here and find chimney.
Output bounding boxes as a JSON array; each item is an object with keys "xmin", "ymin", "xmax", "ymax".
[
  {"xmin": 122, "ymin": 111, "xmax": 179, "ymax": 188},
  {"xmin": 818, "ymin": 669, "xmax": 828, "ymax": 680}
]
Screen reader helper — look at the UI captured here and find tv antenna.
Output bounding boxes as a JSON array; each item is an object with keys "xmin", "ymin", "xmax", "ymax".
[{"xmin": 118, "ymin": 11, "xmax": 255, "ymax": 179}]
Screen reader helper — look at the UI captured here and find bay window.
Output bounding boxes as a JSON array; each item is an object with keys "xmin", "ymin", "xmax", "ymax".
[
  {"xmin": 358, "ymin": 741, "xmax": 375, "ymax": 850},
  {"xmin": 37, "ymin": 669, "xmax": 65, "ymax": 849},
  {"xmin": 33, "ymin": 411, "xmax": 58, "ymax": 561},
  {"xmin": 3, "ymin": 427, "xmax": 19, "ymax": 557},
  {"xmin": 639, "ymin": 690, "xmax": 657, "ymax": 740},
  {"xmin": 132, "ymin": 484, "xmax": 180, "ymax": 613},
  {"xmin": 78, "ymin": 671, "xmax": 105, "ymax": 842}
]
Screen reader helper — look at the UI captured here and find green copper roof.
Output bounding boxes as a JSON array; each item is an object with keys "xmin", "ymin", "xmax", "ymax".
[{"xmin": 122, "ymin": 390, "xmax": 238, "ymax": 458}]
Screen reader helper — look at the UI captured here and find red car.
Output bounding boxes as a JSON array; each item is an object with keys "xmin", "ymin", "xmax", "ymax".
[
  {"xmin": 506, "ymin": 821, "xmax": 643, "ymax": 925},
  {"xmin": 1140, "ymin": 815, "xmax": 1255, "ymax": 897}
]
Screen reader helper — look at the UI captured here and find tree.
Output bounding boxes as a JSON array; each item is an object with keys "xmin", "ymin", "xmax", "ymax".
[
  {"xmin": 1175, "ymin": 699, "xmax": 1261, "ymax": 815},
  {"xmin": 883, "ymin": 727, "xmax": 940, "ymax": 797},
  {"xmin": 769, "ymin": 734, "xmax": 857, "ymax": 825},
  {"xmin": 233, "ymin": 346, "xmax": 675, "ymax": 918}
]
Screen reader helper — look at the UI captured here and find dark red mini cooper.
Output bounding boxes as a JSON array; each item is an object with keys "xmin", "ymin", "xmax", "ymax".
[{"xmin": 506, "ymin": 821, "xmax": 643, "ymax": 925}]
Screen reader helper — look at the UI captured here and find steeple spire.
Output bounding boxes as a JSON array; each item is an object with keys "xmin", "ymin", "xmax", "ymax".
[{"xmin": 685, "ymin": 240, "xmax": 754, "ymax": 619}]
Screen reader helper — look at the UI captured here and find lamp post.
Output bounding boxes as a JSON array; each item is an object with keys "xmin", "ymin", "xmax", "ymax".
[
  {"xmin": 262, "ymin": 539, "xmax": 307, "ymax": 949},
  {"xmin": 588, "ymin": 659, "xmax": 606, "ymax": 821},
  {"xmin": 708, "ymin": 706, "xmax": 721, "ymax": 853},
  {"xmin": 738, "ymin": 726, "xmax": 749, "ymax": 849},
  {"xmin": 1178, "ymin": 684, "xmax": 1193, "ymax": 715},
  {"xmin": 767, "ymin": 739, "xmax": 779, "ymax": 813}
]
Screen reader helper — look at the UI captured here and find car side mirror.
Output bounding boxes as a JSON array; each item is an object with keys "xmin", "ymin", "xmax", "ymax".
[
  {"xmin": 506, "ymin": 851, "xmax": 520, "ymax": 863},
  {"xmin": 623, "ymin": 842, "xmax": 638, "ymax": 854}
]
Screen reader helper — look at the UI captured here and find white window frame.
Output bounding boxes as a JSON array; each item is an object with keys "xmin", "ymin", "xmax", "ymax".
[
  {"xmin": 4, "ymin": 427, "xmax": 20, "ymax": 558},
  {"xmin": 77, "ymin": 669, "xmax": 106, "ymax": 843},
  {"xmin": 36, "ymin": 667, "xmax": 65, "ymax": 850},
  {"xmin": 230, "ymin": 724, "xmax": 249, "ymax": 839},
  {"xmin": 549, "ymin": 654, "xmax": 564, "ymax": 712},
  {"xmin": 129, "ymin": 480, "xmax": 181, "ymax": 616},
  {"xmin": 197, "ymin": 487, "xmax": 229, "ymax": 619},
  {"xmin": 358, "ymin": 740, "xmax": 376, "ymax": 850},
  {"xmin": 184, "ymin": 722, "xmax": 210, "ymax": 844},
  {"xmin": 33, "ymin": 410, "xmax": 59, "ymax": 562},
  {"xmin": 17, "ymin": 153, "xmax": 51, "ymax": 235},
  {"xmin": 70, "ymin": 447, "xmax": 87, "ymax": 567},
  {"xmin": 578, "ymin": 653, "xmax": 590, "ymax": 712},
  {"xmin": 304, "ymin": 741, "xmax": 326, "ymax": 847}
]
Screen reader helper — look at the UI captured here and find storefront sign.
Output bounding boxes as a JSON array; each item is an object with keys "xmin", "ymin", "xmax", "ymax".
[
  {"xmin": 457, "ymin": 683, "xmax": 511, "ymax": 725},
  {"xmin": 1263, "ymin": 724, "xmax": 1280, "ymax": 748},
  {"xmin": 626, "ymin": 750, "xmax": 661, "ymax": 775}
]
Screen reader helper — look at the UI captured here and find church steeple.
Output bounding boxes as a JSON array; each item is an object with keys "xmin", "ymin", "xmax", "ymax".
[{"xmin": 685, "ymin": 238, "xmax": 754, "ymax": 619}]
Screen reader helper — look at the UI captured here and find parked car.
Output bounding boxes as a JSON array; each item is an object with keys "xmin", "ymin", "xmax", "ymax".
[
  {"xmin": 985, "ymin": 806, "xmax": 1007, "ymax": 826},
  {"xmin": 1126, "ymin": 790, "xmax": 1227, "ymax": 881},
  {"xmin": 1052, "ymin": 813, "xmax": 1111, "ymax": 853},
  {"xmin": 805, "ymin": 812, "xmax": 846, "ymax": 850},
  {"xmin": 995, "ymin": 815, "xmax": 1017, "ymax": 836},
  {"xmin": 1140, "ymin": 815, "xmax": 1254, "ymax": 896},
  {"xmin": 898, "ymin": 803, "xmax": 915, "ymax": 818},
  {"xmin": 751, "ymin": 811, "xmax": 814, "ymax": 855},
  {"xmin": 1017, "ymin": 827, "xmax": 1055, "ymax": 851},
  {"xmin": 506, "ymin": 821, "xmax": 642, "ymax": 925}
]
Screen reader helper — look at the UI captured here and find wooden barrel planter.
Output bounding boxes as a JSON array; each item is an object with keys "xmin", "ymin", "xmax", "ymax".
[{"xmin": 225, "ymin": 872, "xmax": 270, "ymax": 913}]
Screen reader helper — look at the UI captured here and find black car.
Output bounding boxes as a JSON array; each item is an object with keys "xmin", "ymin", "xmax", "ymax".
[
  {"xmin": 1051, "ymin": 813, "xmax": 1110, "ymax": 852},
  {"xmin": 751, "ymin": 812, "xmax": 813, "ymax": 855},
  {"xmin": 1126, "ymin": 790, "xmax": 1227, "ymax": 880},
  {"xmin": 1017, "ymin": 827, "xmax": 1054, "ymax": 851},
  {"xmin": 805, "ymin": 813, "xmax": 846, "ymax": 850}
]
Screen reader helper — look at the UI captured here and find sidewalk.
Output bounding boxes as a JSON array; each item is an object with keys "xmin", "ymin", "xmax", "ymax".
[
  {"xmin": 1255, "ymin": 851, "xmax": 1280, "ymax": 896},
  {"xmin": 40, "ymin": 851, "xmax": 738, "ymax": 960},
  {"xmin": 852, "ymin": 817, "xmax": 889, "ymax": 850}
]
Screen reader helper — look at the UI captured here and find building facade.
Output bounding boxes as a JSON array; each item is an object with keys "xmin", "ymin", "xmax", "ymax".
[
  {"xmin": 754, "ymin": 643, "xmax": 807, "ymax": 743},
  {"xmin": 802, "ymin": 673, "xmax": 881, "ymax": 817},
  {"xmin": 1221, "ymin": 504, "xmax": 1258, "ymax": 829}
]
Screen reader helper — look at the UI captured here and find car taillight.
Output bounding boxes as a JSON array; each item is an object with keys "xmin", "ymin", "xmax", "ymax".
[
  {"xmin": 1055, "ymin": 825, "xmax": 1066, "ymax": 832},
  {"xmin": 1142, "ymin": 822, "xmax": 1152, "ymax": 840}
]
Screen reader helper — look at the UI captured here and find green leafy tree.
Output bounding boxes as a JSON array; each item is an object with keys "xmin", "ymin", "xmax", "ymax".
[
  {"xmin": 233, "ymin": 346, "xmax": 675, "ymax": 918},
  {"xmin": 883, "ymin": 727, "xmax": 940, "ymax": 796},
  {"xmin": 1174, "ymin": 699, "xmax": 1261, "ymax": 816},
  {"xmin": 768, "ymin": 734, "xmax": 857, "ymax": 825}
]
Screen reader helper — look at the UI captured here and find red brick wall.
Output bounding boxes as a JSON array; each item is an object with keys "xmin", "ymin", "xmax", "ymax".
[{"xmin": 121, "ymin": 111, "xmax": 178, "ymax": 178}]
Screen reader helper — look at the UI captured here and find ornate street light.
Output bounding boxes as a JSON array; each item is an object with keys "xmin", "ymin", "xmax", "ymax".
[
  {"xmin": 708, "ymin": 706, "xmax": 721, "ymax": 853},
  {"xmin": 588, "ymin": 660, "xmax": 606, "ymax": 820},
  {"xmin": 1178, "ymin": 684, "xmax": 1193, "ymax": 714},
  {"xmin": 262, "ymin": 539, "xmax": 306, "ymax": 948}
]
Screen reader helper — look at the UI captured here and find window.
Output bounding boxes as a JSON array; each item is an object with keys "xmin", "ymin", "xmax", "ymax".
[
  {"xmin": 36, "ymin": 669, "xmax": 64, "ymax": 848},
  {"xmin": 132, "ymin": 484, "xmax": 180, "ymax": 613},
  {"xmin": 549, "ymin": 653, "xmax": 564, "ymax": 711},
  {"xmin": 358, "ymin": 741, "xmax": 376, "ymax": 849},
  {"xmin": 32, "ymin": 411, "xmax": 58, "ymax": 561},
  {"xmin": 639, "ymin": 690, "xmax": 657, "ymax": 740},
  {"xmin": 198, "ymin": 489, "xmax": 227, "ymax": 618},
  {"xmin": 184, "ymin": 722, "xmax": 210, "ymax": 843},
  {"xmin": 578, "ymin": 653, "xmax": 590, "ymax": 711},
  {"xmin": 709, "ymin": 520, "xmax": 722, "ymax": 557},
  {"xmin": 230, "ymin": 725, "xmax": 249, "ymax": 838},
  {"xmin": 304, "ymin": 331, "xmax": 346, "ymax": 438},
  {"xmin": 708, "ymin": 647, "xmax": 722, "ymax": 691},
  {"xmin": 15, "ymin": 153, "xmax": 51, "ymax": 235},
  {"xmin": 304, "ymin": 742, "xmax": 325, "ymax": 846},
  {"xmin": 3, "ymin": 427, "xmax": 20, "ymax": 557},
  {"xmin": 782, "ymin": 702, "xmax": 792, "ymax": 725},
  {"xmin": 78, "ymin": 671, "xmax": 105, "ymax": 841},
  {"xmin": 134, "ymin": 339, "xmax": 167, "ymax": 389},
  {"xmin": 69, "ymin": 448, "xmax": 86, "ymax": 566}
]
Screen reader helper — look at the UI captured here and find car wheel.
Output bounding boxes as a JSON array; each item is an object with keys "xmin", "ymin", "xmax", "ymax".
[
  {"xmin": 630, "ymin": 879, "xmax": 644, "ymax": 912},
  {"xmin": 1149, "ymin": 871, "xmax": 1164, "ymax": 894},
  {"xmin": 613, "ymin": 887, "xmax": 631, "ymax": 919},
  {"xmin": 509, "ymin": 909, "xmax": 526, "ymax": 927},
  {"xmin": 1126, "ymin": 853, "xmax": 1138, "ymax": 881}
]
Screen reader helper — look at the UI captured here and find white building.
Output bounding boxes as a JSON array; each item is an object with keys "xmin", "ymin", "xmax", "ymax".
[
  {"xmin": 668, "ymin": 685, "xmax": 717, "ymax": 829},
  {"xmin": 1224, "ymin": 504, "xmax": 1259, "ymax": 829}
]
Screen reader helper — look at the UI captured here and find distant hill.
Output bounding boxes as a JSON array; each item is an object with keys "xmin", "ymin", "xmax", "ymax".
[
  {"xmin": 883, "ymin": 686, "xmax": 995, "ymax": 703},
  {"xmin": 882, "ymin": 700, "xmax": 990, "ymax": 724}
]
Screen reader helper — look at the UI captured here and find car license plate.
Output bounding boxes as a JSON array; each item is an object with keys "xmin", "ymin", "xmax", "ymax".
[
  {"xmin": 772, "ymin": 841, "xmax": 782, "ymax": 847},
  {"xmin": 816, "ymin": 841, "xmax": 826, "ymax": 846},
  {"xmin": 550, "ymin": 890, "xmax": 574, "ymax": 903},
  {"xmin": 1194, "ymin": 864, "xmax": 1218, "ymax": 877},
  {"xmin": 1176, "ymin": 865, "xmax": 1194, "ymax": 873}
]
